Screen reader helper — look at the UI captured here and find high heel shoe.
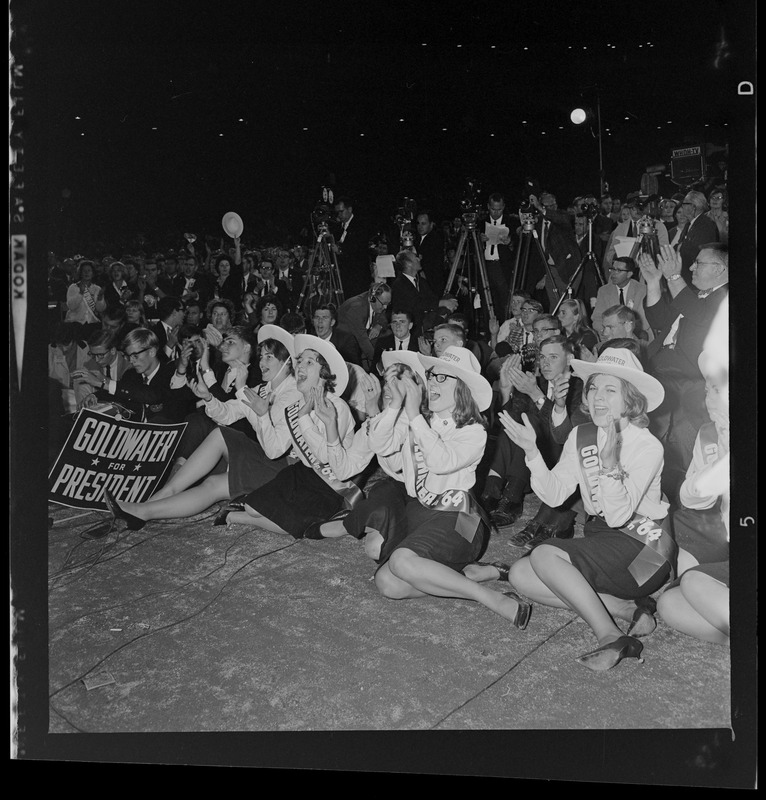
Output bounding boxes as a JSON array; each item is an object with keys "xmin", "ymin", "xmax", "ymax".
[
  {"xmin": 576, "ymin": 635, "xmax": 644, "ymax": 672},
  {"xmin": 103, "ymin": 488, "xmax": 146, "ymax": 531},
  {"xmin": 626, "ymin": 596, "xmax": 657, "ymax": 638},
  {"xmin": 213, "ymin": 501, "xmax": 246, "ymax": 526},
  {"xmin": 503, "ymin": 591, "xmax": 532, "ymax": 630},
  {"xmin": 477, "ymin": 561, "xmax": 511, "ymax": 582}
]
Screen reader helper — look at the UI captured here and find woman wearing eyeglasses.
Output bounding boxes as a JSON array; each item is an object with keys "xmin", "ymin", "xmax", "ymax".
[{"xmin": 366, "ymin": 346, "xmax": 532, "ymax": 630}]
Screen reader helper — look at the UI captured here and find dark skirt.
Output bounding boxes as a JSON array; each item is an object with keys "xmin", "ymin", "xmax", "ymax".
[
  {"xmin": 671, "ymin": 505, "xmax": 729, "ymax": 565},
  {"xmin": 244, "ymin": 461, "xmax": 344, "ymax": 538},
  {"xmin": 539, "ymin": 515, "xmax": 672, "ymax": 599},
  {"xmin": 391, "ymin": 497, "xmax": 490, "ymax": 572},
  {"xmin": 221, "ymin": 426, "xmax": 289, "ymax": 499},
  {"xmin": 342, "ymin": 477, "xmax": 411, "ymax": 564},
  {"xmin": 687, "ymin": 560, "xmax": 729, "ymax": 587}
]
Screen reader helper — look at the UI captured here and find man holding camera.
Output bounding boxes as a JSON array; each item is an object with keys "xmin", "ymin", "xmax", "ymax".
[
  {"xmin": 479, "ymin": 192, "xmax": 517, "ymax": 323},
  {"xmin": 333, "ymin": 196, "xmax": 372, "ymax": 300},
  {"xmin": 602, "ymin": 191, "xmax": 670, "ymax": 272}
]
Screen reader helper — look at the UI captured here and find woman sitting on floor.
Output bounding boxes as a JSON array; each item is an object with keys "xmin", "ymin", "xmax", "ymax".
[
  {"xmin": 363, "ymin": 346, "xmax": 532, "ymax": 629},
  {"xmin": 497, "ymin": 347, "xmax": 676, "ymax": 670},
  {"xmin": 224, "ymin": 335, "xmax": 363, "ymax": 537},
  {"xmin": 103, "ymin": 326, "xmax": 301, "ymax": 530}
]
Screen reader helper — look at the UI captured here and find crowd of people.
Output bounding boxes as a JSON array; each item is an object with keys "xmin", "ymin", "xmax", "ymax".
[{"xmin": 47, "ymin": 182, "xmax": 730, "ymax": 670}]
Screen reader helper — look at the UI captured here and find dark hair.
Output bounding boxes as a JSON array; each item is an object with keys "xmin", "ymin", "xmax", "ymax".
[
  {"xmin": 580, "ymin": 373, "xmax": 650, "ymax": 428},
  {"xmin": 312, "ymin": 302, "xmax": 337, "ymax": 322},
  {"xmin": 158, "ymin": 295, "xmax": 184, "ymax": 321},
  {"xmin": 256, "ymin": 293, "xmax": 283, "ymax": 320},
  {"xmin": 389, "ymin": 308, "xmax": 414, "ymax": 323},
  {"xmin": 612, "ymin": 256, "xmax": 636, "ymax": 274},
  {"xmin": 334, "ymin": 195, "xmax": 353, "ymax": 210},
  {"xmin": 224, "ymin": 325, "xmax": 258, "ymax": 362},
  {"xmin": 102, "ymin": 306, "xmax": 127, "ymax": 324},
  {"xmin": 417, "ymin": 208, "xmax": 435, "ymax": 224},
  {"xmin": 258, "ymin": 339, "xmax": 294, "ymax": 373},
  {"xmin": 487, "ymin": 192, "xmax": 505, "ymax": 205},
  {"xmin": 87, "ymin": 328, "xmax": 118, "ymax": 350},
  {"xmin": 599, "ymin": 338, "xmax": 642, "ymax": 358},
  {"xmin": 51, "ymin": 321, "xmax": 83, "ymax": 347},
  {"xmin": 178, "ymin": 324, "xmax": 203, "ymax": 342},
  {"xmin": 214, "ymin": 254, "xmax": 232, "ymax": 273},
  {"xmin": 280, "ymin": 311, "xmax": 307, "ymax": 334},
  {"xmin": 533, "ymin": 313, "xmax": 561, "ymax": 332}
]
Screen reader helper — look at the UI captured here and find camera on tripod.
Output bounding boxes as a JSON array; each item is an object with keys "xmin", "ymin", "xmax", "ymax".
[
  {"xmin": 580, "ymin": 202, "xmax": 599, "ymax": 219},
  {"xmin": 637, "ymin": 215, "xmax": 657, "ymax": 236},
  {"xmin": 459, "ymin": 177, "xmax": 484, "ymax": 230}
]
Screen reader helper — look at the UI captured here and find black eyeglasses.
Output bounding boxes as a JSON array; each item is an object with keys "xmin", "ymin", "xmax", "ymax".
[
  {"xmin": 520, "ymin": 307, "xmax": 539, "ymax": 313},
  {"xmin": 88, "ymin": 351, "xmax": 110, "ymax": 359},
  {"xmin": 425, "ymin": 369, "xmax": 457, "ymax": 383},
  {"xmin": 125, "ymin": 347, "xmax": 152, "ymax": 361}
]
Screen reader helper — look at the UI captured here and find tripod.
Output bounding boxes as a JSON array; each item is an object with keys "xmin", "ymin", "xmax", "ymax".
[
  {"xmin": 508, "ymin": 218, "xmax": 563, "ymax": 317},
  {"xmin": 629, "ymin": 219, "xmax": 662, "ymax": 265},
  {"xmin": 444, "ymin": 221, "xmax": 496, "ymax": 332},
  {"xmin": 296, "ymin": 226, "xmax": 345, "ymax": 319},
  {"xmin": 551, "ymin": 215, "xmax": 605, "ymax": 316}
]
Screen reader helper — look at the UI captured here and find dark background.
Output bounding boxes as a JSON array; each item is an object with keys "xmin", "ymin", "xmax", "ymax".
[{"xmin": 15, "ymin": 0, "xmax": 752, "ymax": 253}]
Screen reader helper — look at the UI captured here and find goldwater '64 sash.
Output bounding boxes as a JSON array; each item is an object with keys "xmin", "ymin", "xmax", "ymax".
[
  {"xmin": 409, "ymin": 437, "xmax": 487, "ymax": 543},
  {"xmin": 698, "ymin": 422, "xmax": 719, "ymax": 464},
  {"xmin": 284, "ymin": 401, "xmax": 363, "ymax": 509},
  {"xmin": 576, "ymin": 423, "xmax": 677, "ymax": 585}
]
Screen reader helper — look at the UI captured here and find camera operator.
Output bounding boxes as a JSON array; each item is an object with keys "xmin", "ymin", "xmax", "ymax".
[
  {"xmin": 479, "ymin": 192, "xmax": 518, "ymax": 323},
  {"xmin": 414, "ymin": 209, "xmax": 446, "ymax": 297},
  {"xmin": 525, "ymin": 192, "xmax": 581, "ymax": 312},
  {"xmin": 333, "ymin": 195, "xmax": 373, "ymax": 299},
  {"xmin": 602, "ymin": 191, "xmax": 670, "ymax": 273}
]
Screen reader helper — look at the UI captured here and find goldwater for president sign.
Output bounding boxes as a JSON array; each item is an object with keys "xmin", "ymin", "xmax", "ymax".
[{"xmin": 48, "ymin": 409, "xmax": 187, "ymax": 511}]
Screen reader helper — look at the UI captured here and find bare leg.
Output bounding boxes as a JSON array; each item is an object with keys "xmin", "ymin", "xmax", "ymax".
[
  {"xmin": 524, "ymin": 544, "xmax": 624, "ymax": 645},
  {"xmin": 225, "ymin": 505, "xmax": 291, "ymax": 535},
  {"xmin": 463, "ymin": 563, "xmax": 503, "ymax": 583},
  {"xmin": 657, "ymin": 573, "xmax": 729, "ymax": 645},
  {"xmin": 118, "ymin": 474, "xmax": 230, "ymax": 521},
  {"xmin": 363, "ymin": 530, "xmax": 384, "ymax": 560},
  {"xmin": 151, "ymin": 428, "xmax": 229, "ymax": 501},
  {"xmin": 380, "ymin": 548, "xmax": 524, "ymax": 623},
  {"xmin": 315, "ymin": 519, "xmax": 348, "ymax": 538}
]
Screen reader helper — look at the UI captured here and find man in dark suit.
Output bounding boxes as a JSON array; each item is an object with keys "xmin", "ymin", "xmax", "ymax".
[
  {"xmin": 676, "ymin": 190, "xmax": 720, "ymax": 285},
  {"xmin": 88, "ymin": 327, "xmax": 196, "ymax": 423},
  {"xmin": 336, "ymin": 282, "xmax": 392, "ymax": 371},
  {"xmin": 414, "ymin": 209, "xmax": 446, "ymax": 297},
  {"xmin": 333, "ymin": 195, "xmax": 373, "ymax": 301},
  {"xmin": 642, "ymin": 244, "xmax": 728, "ymax": 501},
  {"xmin": 371, "ymin": 308, "xmax": 419, "ymax": 374},
  {"xmin": 481, "ymin": 335, "xmax": 586, "ymax": 538},
  {"xmin": 152, "ymin": 296, "xmax": 186, "ymax": 362},
  {"xmin": 158, "ymin": 255, "xmax": 186, "ymax": 299},
  {"xmin": 525, "ymin": 192, "xmax": 582, "ymax": 312},
  {"xmin": 389, "ymin": 249, "xmax": 438, "ymax": 334},
  {"xmin": 479, "ymin": 192, "xmax": 516, "ymax": 322},
  {"xmin": 310, "ymin": 302, "xmax": 363, "ymax": 367}
]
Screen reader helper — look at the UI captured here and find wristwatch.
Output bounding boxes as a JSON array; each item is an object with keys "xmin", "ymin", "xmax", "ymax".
[
  {"xmin": 535, "ymin": 395, "xmax": 546, "ymax": 409},
  {"xmin": 667, "ymin": 273, "xmax": 682, "ymax": 281}
]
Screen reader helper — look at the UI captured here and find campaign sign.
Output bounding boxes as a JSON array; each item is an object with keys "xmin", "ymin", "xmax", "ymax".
[{"xmin": 48, "ymin": 409, "xmax": 186, "ymax": 511}]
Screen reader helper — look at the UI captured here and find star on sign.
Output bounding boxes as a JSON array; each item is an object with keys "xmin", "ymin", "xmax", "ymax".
[
  {"xmin": 133, "ymin": 464, "xmax": 141, "ymax": 471},
  {"xmin": 91, "ymin": 458, "xmax": 101, "ymax": 466}
]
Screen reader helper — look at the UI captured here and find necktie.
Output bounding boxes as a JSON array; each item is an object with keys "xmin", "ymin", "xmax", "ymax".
[
  {"xmin": 104, "ymin": 364, "xmax": 112, "ymax": 380},
  {"xmin": 142, "ymin": 373, "xmax": 149, "ymax": 384},
  {"xmin": 541, "ymin": 221, "xmax": 549, "ymax": 252},
  {"xmin": 619, "ymin": 288, "xmax": 625, "ymax": 306},
  {"xmin": 398, "ymin": 339, "xmax": 403, "ymax": 350},
  {"xmin": 414, "ymin": 275, "xmax": 419, "ymax": 292},
  {"xmin": 678, "ymin": 222, "xmax": 690, "ymax": 245},
  {"xmin": 627, "ymin": 221, "xmax": 634, "ymax": 238}
]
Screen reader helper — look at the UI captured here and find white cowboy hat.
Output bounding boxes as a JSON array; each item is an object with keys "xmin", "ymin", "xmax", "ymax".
[
  {"xmin": 570, "ymin": 347, "xmax": 665, "ymax": 412},
  {"xmin": 418, "ymin": 346, "xmax": 493, "ymax": 411},
  {"xmin": 293, "ymin": 333, "xmax": 349, "ymax": 396},
  {"xmin": 257, "ymin": 324, "xmax": 295, "ymax": 360},
  {"xmin": 381, "ymin": 348, "xmax": 427, "ymax": 386},
  {"xmin": 221, "ymin": 211, "xmax": 244, "ymax": 238}
]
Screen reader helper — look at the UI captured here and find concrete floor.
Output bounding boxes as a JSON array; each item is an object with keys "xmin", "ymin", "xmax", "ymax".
[{"xmin": 30, "ymin": 469, "xmax": 755, "ymax": 783}]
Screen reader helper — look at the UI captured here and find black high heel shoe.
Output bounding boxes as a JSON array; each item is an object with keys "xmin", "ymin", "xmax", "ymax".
[
  {"xmin": 626, "ymin": 596, "xmax": 657, "ymax": 638},
  {"xmin": 477, "ymin": 561, "xmax": 511, "ymax": 582},
  {"xmin": 103, "ymin": 488, "xmax": 146, "ymax": 531},
  {"xmin": 213, "ymin": 499, "xmax": 247, "ymax": 526},
  {"xmin": 576, "ymin": 635, "xmax": 644, "ymax": 671},
  {"xmin": 503, "ymin": 591, "xmax": 532, "ymax": 630}
]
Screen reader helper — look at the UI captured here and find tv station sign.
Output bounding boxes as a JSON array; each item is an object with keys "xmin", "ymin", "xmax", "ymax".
[{"xmin": 671, "ymin": 144, "xmax": 705, "ymax": 185}]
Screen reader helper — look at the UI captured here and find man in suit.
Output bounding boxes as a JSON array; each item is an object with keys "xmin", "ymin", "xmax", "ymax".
[
  {"xmin": 481, "ymin": 335, "xmax": 586, "ymax": 534},
  {"xmin": 336, "ymin": 282, "xmax": 392, "ymax": 371},
  {"xmin": 389, "ymin": 249, "xmax": 438, "ymax": 334},
  {"xmin": 591, "ymin": 256, "xmax": 653, "ymax": 342},
  {"xmin": 152, "ymin": 296, "xmax": 186, "ymax": 362},
  {"xmin": 371, "ymin": 308, "xmax": 419, "ymax": 374},
  {"xmin": 479, "ymin": 192, "xmax": 516, "ymax": 322},
  {"xmin": 180, "ymin": 254, "xmax": 212, "ymax": 309},
  {"xmin": 642, "ymin": 244, "xmax": 729, "ymax": 500},
  {"xmin": 525, "ymin": 192, "xmax": 582, "ymax": 312},
  {"xmin": 414, "ymin": 209, "xmax": 446, "ymax": 298},
  {"xmin": 333, "ymin": 195, "xmax": 373, "ymax": 301},
  {"xmin": 311, "ymin": 302, "xmax": 363, "ymax": 367},
  {"xmin": 83, "ymin": 327, "xmax": 195, "ymax": 423},
  {"xmin": 158, "ymin": 255, "xmax": 185, "ymax": 299},
  {"xmin": 676, "ymin": 190, "xmax": 720, "ymax": 285},
  {"xmin": 73, "ymin": 329, "xmax": 130, "ymax": 407},
  {"xmin": 603, "ymin": 192, "xmax": 670, "ymax": 272}
]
